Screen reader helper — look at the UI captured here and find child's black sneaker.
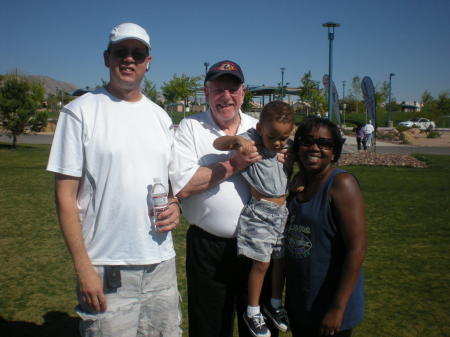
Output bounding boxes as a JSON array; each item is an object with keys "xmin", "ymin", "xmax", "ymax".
[
  {"xmin": 243, "ymin": 312, "xmax": 271, "ymax": 337},
  {"xmin": 263, "ymin": 304, "xmax": 289, "ymax": 332}
]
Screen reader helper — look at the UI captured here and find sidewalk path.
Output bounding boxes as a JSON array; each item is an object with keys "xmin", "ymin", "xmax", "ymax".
[
  {"xmin": 343, "ymin": 136, "xmax": 450, "ymax": 155},
  {"xmin": 2, "ymin": 132, "xmax": 450, "ymax": 156}
]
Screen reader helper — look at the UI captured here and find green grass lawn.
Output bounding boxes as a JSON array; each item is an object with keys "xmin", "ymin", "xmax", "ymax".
[{"xmin": 0, "ymin": 143, "xmax": 449, "ymax": 336}]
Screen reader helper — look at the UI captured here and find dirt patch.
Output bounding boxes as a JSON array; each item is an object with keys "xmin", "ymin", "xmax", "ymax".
[
  {"xmin": 374, "ymin": 128, "xmax": 450, "ymax": 147},
  {"xmin": 338, "ymin": 152, "xmax": 427, "ymax": 168},
  {"xmin": 402, "ymin": 130, "xmax": 450, "ymax": 147}
]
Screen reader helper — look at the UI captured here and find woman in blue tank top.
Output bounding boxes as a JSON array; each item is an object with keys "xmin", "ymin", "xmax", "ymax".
[{"xmin": 285, "ymin": 117, "xmax": 367, "ymax": 337}]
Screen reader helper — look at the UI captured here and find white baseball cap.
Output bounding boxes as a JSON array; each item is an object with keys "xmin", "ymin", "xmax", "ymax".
[{"xmin": 108, "ymin": 23, "xmax": 151, "ymax": 49}]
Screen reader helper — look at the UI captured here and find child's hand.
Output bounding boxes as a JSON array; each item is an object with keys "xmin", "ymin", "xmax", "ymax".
[
  {"xmin": 290, "ymin": 172, "xmax": 305, "ymax": 193},
  {"xmin": 276, "ymin": 148, "xmax": 288, "ymax": 163},
  {"xmin": 238, "ymin": 138, "xmax": 256, "ymax": 155}
]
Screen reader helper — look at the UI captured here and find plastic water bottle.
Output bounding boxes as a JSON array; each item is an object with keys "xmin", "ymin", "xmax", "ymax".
[{"xmin": 150, "ymin": 178, "xmax": 168, "ymax": 231}]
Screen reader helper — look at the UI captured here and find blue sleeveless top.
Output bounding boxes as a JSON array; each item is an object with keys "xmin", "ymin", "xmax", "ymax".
[{"xmin": 285, "ymin": 168, "xmax": 364, "ymax": 330}]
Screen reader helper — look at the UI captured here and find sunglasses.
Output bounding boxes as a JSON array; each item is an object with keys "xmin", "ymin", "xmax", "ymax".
[
  {"xmin": 110, "ymin": 47, "xmax": 148, "ymax": 62},
  {"xmin": 299, "ymin": 136, "xmax": 335, "ymax": 149}
]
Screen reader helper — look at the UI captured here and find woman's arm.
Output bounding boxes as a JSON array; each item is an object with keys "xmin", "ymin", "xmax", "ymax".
[{"xmin": 320, "ymin": 172, "xmax": 367, "ymax": 336}]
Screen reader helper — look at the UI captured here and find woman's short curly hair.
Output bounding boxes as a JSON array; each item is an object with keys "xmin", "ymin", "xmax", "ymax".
[{"xmin": 292, "ymin": 117, "xmax": 345, "ymax": 163}]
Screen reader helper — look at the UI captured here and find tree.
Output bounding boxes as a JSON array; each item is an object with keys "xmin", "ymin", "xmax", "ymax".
[
  {"xmin": 142, "ymin": 78, "xmax": 159, "ymax": 103},
  {"xmin": 299, "ymin": 71, "xmax": 324, "ymax": 115},
  {"xmin": 241, "ymin": 90, "xmax": 254, "ymax": 112},
  {"xmin": 435, "ymin": 92, "xmax": 450, "ymax": 119},
  {"xmin": 419, "ymin": 90, "xmax": 450, "ymax": 125},
  {"xmin": 95, "ymin": 78, "xmax": 108, "ymax": 89},
  {"xmin": 421, "ymin": 90, "xmax": 434, "ymax": 106},
  {"xmin": 378, "ymin": 81, "xmax": 389, "ymax": 104},
  {"xmin": 374, "ymin": 80, "xmax": 389, "ymax": 111},
  {"xmin": 0, "ymin": 76, "xmax": 47, "ymax": 148},
  {"xmin": 161, "ymin": 74, "xmax": 201, "ymax": 110}
]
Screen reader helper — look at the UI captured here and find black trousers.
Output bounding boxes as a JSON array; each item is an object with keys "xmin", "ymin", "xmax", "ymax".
[
  {"xmin": 186, "ymin": 225, "xmax": 278, "ymax": 337},
  {"xmin": 356, "ymin": 137, "xmax": 367, "ymax": 151}
]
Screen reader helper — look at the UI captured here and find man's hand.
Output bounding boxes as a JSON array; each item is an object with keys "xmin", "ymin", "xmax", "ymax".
[
  {"xmin": 78, "ymin": 266, "xmax": 107, "ymax": 313},
  {"xmin": 155, "ymin": 200, "xmax": 181, "ymax": 232}
]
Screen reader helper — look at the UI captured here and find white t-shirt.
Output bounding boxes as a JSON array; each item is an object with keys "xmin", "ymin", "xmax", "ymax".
[
  {"xmin": 47, "ymin": 87, "xmax": 175, "ymax": 265},
  {"xmin": 364, "ymin": 124, "xmax": 374, "ymax": 134},
  {"xmin": 169, "ymin": 109, "xmax": 258, "ymax": 238}
]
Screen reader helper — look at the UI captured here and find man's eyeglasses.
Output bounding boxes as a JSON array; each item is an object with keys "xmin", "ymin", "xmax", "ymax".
[
  {"xmin": 110, "ymin": 47, "xmax": 148, "ymax": 62},
  {"xmin": 210, "ymin": 88, "xmax": 243, "ymax": 97},
  {"xmin": 298, "ymin": 136, "xmax": 335, "ymax": 149}
]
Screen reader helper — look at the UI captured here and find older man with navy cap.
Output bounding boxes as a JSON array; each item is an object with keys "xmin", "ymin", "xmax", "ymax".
[
  {"xmin": 170, "ymin": 60, "xmax": 278, "ymax": 337},
  {"xmin": 47, "ymin": 23, "xmax": 181, "ymax": 337}
]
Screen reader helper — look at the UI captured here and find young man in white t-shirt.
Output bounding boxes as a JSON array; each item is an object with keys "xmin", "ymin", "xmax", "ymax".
[
  {"xmin": 364, "ymin": 121, "xmax": 375, "ymax": 147},
  {"xmin": 47, "ymin": 23, "xmax": 181, "ymax": 337}
]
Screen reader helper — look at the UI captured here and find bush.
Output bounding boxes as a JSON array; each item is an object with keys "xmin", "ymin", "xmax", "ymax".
[
  {"xmin": 399, "ymin": 132, "xmax": 412, "ymax": 144},
  {"xmin": 427, "ymin": 130, "xmax": 441, "ymax": 139},
  {"xmin": 396, "ymin": 125, "xmax": 411, "ymax": 133}
]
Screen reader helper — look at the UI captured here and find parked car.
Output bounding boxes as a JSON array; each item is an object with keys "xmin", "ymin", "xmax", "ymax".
[{"xmin": 398, "ymin": 118, "xmax": 436, "ymax": 130}]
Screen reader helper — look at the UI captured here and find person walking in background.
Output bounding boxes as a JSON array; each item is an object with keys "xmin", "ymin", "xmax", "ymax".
[
  {"xmin": 213, "ymin": 101, "xmax": 294, "ymax": 337},
  {"xmin": 353, "ymin": 123, "xmax": 367, "ymax": 151},
  {"xmin": 47, "ymin": 22, "xmax": 181, "ymax": 337},
  {"xmin": 286, "ymin": 117, "xmax": 366, "ymax": 337},
  {"xmin": 364, "ymin": 120, "xmax": 374, "ymax": 147},
  {"xmin": 170, "ymin": 60, "xmax": 278, "ymax": 337}
]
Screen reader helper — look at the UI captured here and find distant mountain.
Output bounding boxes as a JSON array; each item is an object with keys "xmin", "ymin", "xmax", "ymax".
[{"xmin": 27, "ymin": 75, "xmax": 79, "ymax": 96}]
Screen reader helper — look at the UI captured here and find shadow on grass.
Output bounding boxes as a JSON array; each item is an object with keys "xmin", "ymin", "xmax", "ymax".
[
  {"xmin": 0, "ymin": 143, "xmax": 35, "ymax": 150},
  {"xmin": 0, "ymin": 312, "xmax": 80, "ymax": 337}
]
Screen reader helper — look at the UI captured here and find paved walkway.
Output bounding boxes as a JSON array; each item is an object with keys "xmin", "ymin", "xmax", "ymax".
[
  {"xmin": 2, "ymin": 132, "xmax": 449, "ymax": 156},
  {"xmin": 343, "ymin": 136, "xmax": 450, "ymax": 155},
  {"xmin": 342, "ymin": 136, "xmax": 397, "ymax": 153}
]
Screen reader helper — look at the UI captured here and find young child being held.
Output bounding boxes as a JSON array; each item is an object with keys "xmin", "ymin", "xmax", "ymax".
[{"xmin": 213, "ymin": 101, "xmax": 294, "ymax": 337}]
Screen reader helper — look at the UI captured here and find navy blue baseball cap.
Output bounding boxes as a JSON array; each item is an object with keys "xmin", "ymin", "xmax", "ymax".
[{"xmin": 205, "ymin": 60, "xmax": 244, "ymax": 84}]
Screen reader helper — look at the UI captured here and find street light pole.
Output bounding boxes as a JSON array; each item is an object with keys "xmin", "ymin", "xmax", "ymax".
[
  {"xmin": 280, "ymin": 67, "xmax": 285, "ymax": 101},
  {"xmin": 342, "ymin": 80, "xmax": 346, "ymax": 101},
  {"xmin": 322, "ymin": 22, "xmax": 340, "ymax": 120},
  {"xmin": 203, "ymin": 62, "xmax": 210, "ymax": 108},
  {"xmin": 388, "ymin": 73, "xmax": 395, "ymax": 127},
  {"xmin": 342, "ymin": 80, "xmax": 346, "ymax": 124}
]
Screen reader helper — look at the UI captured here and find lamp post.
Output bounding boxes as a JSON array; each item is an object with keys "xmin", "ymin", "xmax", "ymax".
[
  {"xmin": 342, "ymin": 80, "xmax": 346, "ymax": 102},
  {"xmin": 280, "ymin": 67, "xmax": 285, "ymax": 100},
  {"xmin": 203, "ymin": 62, "xmax": 210, "ymax": 108},
  {"xmin": 322, "ymin": 22, "xmax": 340, "ymax": 120},
  {"xmin": 388, "ymin": 73, "xmax": 395, "ymax": 127},
  {"xmin": 342, "ymin": 80, "xmax": 346, "ymax": 124}
]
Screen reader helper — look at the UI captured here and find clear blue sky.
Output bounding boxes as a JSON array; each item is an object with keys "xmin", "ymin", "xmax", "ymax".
[{"xmin": 2, "ymin": 0, "xmax": 449, "ymax": 102}]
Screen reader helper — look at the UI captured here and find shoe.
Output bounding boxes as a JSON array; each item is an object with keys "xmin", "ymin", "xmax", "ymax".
[
  {"xmin": 263, "ymin": 304, "xmax": 289, "ymax": 332},
  {"xmin": 243, "ymin": 312, "xmax": 271, "ymax": 337}
]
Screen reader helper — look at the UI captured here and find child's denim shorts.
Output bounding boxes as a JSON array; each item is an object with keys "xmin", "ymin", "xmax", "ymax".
[{"xmin": 237, "ymin": 197, "xmax": 288, "ymax": 262}]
